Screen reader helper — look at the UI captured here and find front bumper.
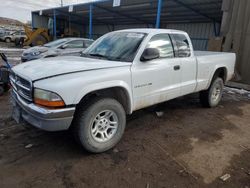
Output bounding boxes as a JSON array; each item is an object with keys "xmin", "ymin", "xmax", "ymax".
[{"xmin": 11, "ymin": 90, "xmax": 75, "ymax": 131}]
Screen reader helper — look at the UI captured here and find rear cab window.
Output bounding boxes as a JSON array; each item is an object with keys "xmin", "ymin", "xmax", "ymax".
[{"xmin": 170, "ymin": 34, "xmax": 191, "ymax": 58}]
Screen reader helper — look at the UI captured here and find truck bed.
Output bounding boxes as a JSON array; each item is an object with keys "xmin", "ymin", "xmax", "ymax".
[
  {"xmin": 194, "ymin": 50, "xmax": 236, "ymax": 92},
  {"xmin": 194, "ymin": 51, "xmax": 232, "ymax": 57}
]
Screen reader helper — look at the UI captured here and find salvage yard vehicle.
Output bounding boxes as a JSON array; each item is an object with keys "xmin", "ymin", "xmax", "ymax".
[
  {"xmin": 1, "ymin": 30, "xmax": 27, "ymax": 43},
  {"xmin": 21, "ymin": 38, "xmax": 94, "ymax": 62},
  {"xmin": 10, "ymin": 29, "xmax": 236, "ymax": 153}
]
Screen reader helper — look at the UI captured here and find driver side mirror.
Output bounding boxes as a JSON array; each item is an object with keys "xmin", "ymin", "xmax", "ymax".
[{"xmin": 140, "ymin": 48, "xmax": 160, "ymax": 62}]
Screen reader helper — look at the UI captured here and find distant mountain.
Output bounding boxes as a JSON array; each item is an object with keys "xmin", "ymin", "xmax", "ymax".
[{"xmin": 0, "ymin": 17, "xmax": 24, "ymax": 26}]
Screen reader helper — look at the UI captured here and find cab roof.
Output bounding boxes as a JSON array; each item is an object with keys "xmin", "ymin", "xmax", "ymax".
[{"xmin": 113, "ymin": 28, "xmax": 188, "ymax": 35}]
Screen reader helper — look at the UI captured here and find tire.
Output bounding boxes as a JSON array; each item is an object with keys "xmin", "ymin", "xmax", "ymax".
[
  {"xmin": 73, "ymin": 98, "xmax": 126, "ymax": 153},
  {"xmin": 0, "ymin": 86, "xmax": 4, "ymax": 96},
  {"xmin": 200, "ymin": 77, "xmax": 224, "ymax": 108},
  {"xmin": 15, "ymin": 38, "xmax": 20, "ymax": 46},
  {"xmin": 5, "ymin": 38, "xmax": 11, "ymax": 43},
  {"xmin": 4, "ymin": 84, "xmax": 9, "ymax": 92}
]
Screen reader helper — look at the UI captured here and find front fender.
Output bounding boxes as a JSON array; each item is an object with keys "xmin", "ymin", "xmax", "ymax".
[{"xmin": 73, "ymin": 80, "xmax": 133, "ymax": 113}]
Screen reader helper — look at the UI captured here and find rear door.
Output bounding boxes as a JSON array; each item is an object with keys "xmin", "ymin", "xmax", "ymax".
[
  {"xmin": 170, "ymin": 33, "xmax": 197, "ymax": 95},
  {"xmin": 132, "ymin": 33, "xmax": 182, "ymax": 110}
]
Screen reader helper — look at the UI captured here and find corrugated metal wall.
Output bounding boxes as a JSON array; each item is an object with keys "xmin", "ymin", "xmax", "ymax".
[
  {"xmin": 165, "ymin": 23, "xmax": 217, "ymax": 50},
  {"xmin": 88, "ymin": 22, "xmax": 217, "ymax": 50},
  {"xmin": 221, "ymin": 0, "xmax": 250, "ymax": 85},
  {"xmin": 86, "ymin": 24, "xmax": 151, "ymax": 39},
  {"xmin": 33, "ymin": 14, "xmax": 48, "ymax": 28}
]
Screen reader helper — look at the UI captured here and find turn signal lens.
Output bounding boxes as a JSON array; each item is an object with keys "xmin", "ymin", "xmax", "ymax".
[{"xmin": 34, "ymin": 88, "xmax": 65, "ymax": 108}]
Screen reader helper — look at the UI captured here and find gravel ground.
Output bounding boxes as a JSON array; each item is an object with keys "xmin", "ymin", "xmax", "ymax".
[
  {"xmin": 0, "ymin": 41, "xmax": 23, "ymax": 65},
  {"xmin": 0, "ymin": 42, "xmax": 250, "ymax": 187},
  {"xmin": 0, "ymin": 89, "xmax": 250, "ymax": 188}
]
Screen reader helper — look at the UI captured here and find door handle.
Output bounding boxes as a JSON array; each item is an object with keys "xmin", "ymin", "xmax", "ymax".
[{"xmin": 173, "ymin": 65, "xmax": 180, "ymax": 71}]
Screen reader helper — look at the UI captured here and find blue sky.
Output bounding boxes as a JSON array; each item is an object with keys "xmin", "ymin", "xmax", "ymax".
[{"xmin": 0, "ymin": 0, "xmax": 91, "ymax": 22}]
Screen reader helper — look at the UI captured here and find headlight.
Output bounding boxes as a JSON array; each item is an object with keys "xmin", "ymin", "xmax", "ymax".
[
  {"xmin": 34, "ymin": 88, "xmax": 65, "ymax": 108},
  {"xmin": 31, "ymin": 51, "xmax": 41, "ymax": 56}
]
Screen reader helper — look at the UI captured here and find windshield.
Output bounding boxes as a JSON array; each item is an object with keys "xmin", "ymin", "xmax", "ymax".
[
  {"xmin": 83, "ymin": 32, "xmax": 146, "ymax": 62},
  {"xmin": 44, "ymin": 38, "xmax": 69, "ymax": 48}
]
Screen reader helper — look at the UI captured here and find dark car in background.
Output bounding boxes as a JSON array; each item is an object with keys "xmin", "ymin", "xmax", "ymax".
[{"xmin": 21, "ymin": 38, "xmax": 94, "ymax": 62}]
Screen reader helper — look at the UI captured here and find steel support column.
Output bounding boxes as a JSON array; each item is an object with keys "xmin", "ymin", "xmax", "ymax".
[
  {"xmin": 53, "ymin": 9, "xmax": 57, "ymax": 39},
  {"xmin": 156, "ymin": 0, "xmax": 162, "ymax": 28},
  {"xmin": 89, "ymin": 4, "xmax": 93, "ymax": 39},
  {"xmin": 31, "ymin": 12, "xmax": 34, "ymax": 29}
]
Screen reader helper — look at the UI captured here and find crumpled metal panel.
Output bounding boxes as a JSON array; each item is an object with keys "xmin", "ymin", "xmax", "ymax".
[{"xmin": 221, "ymin": 0, "xmax": 250, "ymax": 84}]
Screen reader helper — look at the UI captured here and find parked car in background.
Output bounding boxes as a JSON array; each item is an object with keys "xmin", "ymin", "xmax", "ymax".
[
  {"xmin": 0, "ymin": 29, "xmax": 5, "ymax": 38},
  {"xmin": 0, "ymin": 30, "xmax": 12, "ymax": 41},
  {"xmin": 10, "ymin": 29, "xmax": 236, "ymax": 153},
  {"xmin": 21, "ymin": 38, "xmax": 94, "ymax": 62},
  {"xmin": 1, "ymin": 30, "xmax": 26, "ymax": 43}
]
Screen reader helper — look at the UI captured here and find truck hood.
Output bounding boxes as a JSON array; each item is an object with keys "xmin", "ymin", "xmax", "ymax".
[{"xmin": 12, "ymin": 56, "xmax": 130, "ymax": 81}]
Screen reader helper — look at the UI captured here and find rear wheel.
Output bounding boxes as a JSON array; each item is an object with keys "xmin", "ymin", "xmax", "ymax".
[
  {"xmin": 5, "ymin": 38, "xmax": 11, "ymax": 43},
  {"xmin": 200, "ymin": 77, "xmax": 224, "ymax": 108},
  {"xmin": 73, "ymin": 98, "xmax": 126, "ymax": 153}
]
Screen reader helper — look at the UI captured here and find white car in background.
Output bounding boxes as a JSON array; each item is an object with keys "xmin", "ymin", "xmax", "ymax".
[
  {"xmin": 21, "ymin": 38, "xmax": 94, "ymax": 62},
  {"xmin": 1, "ymin": 30, "xmax": 26, "ymax": 43}
]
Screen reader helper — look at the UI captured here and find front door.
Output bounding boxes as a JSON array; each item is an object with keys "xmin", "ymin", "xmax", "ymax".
[
  {"xmin": 170, "ymin": 33, "xmax": 197, "ymax": 95},
  {"xmin": 131, "ymin": 33, "xmax": 182, "ymax": 111}
]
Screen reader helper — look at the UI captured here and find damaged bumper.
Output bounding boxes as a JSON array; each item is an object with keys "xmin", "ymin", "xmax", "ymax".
[{"xmin": 11, "ymin": 90, "xmax": 75, "ymax": 131}]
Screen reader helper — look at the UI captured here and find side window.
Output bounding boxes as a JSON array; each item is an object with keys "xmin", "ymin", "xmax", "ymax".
[
  {"xmin": 65, "ymin": 40, "xmax": 84, "ymax": 48},
  {"xmin": 83, "ymin": 40, "xmax": 93, "ymax": 48},
  {"xmin": 146, "ymin": 34, "xmax": 174, "ymax": 58},
  {"xmin": 171, "ymin": 34, "xmax": 191, "ymax": 57}
]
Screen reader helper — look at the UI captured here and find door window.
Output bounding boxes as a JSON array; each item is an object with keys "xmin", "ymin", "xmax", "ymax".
[
  {"xmin": 83, "ymin": 40, "xmax": 93, "ymax": 48},
  {"xmin": 146, "ymin": 34, "xmax": 174, "ymax": 58},
  {"xmin": 65, "ymin": 40, "xmax": 84, "ymax": 48},
  {"xmin": 171, "ymin": 34, "xmax": 191, "ymax": 57}
]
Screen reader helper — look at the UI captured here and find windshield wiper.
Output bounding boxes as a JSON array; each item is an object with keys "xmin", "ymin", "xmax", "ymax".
[
  {"xmin": 89, "ymin": 53, "xmax": 108, "ymax": 59},
  {"xmin": 81, "ymin": 53, "xmax": 108, "ymax": 59}
]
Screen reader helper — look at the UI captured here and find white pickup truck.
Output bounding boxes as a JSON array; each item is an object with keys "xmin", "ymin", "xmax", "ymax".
[{"xmin": 10, "ymin": 29, "xmax": 236, "ymax": 153}]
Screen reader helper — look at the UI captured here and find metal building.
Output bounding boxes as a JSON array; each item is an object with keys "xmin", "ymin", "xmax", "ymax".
[
  {"xmin": 31, "ymin": 0, "xmax": 222, "ymax": 51},
  {"xmin": 31, "ymin": 0, "xmax": 250, "ymax": 84},
  {"xmin": 221, "ymin": 0, "xmax": 250, "ymax": 85}
]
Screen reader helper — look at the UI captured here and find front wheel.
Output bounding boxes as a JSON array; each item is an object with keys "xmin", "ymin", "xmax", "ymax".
[
  {"xmin": 200, "ymin": 77, "xmax": 224, "ymax": 108},
  {"xmin": 73, "ymin": 98, "xmax": 126, "ymax": 153}
]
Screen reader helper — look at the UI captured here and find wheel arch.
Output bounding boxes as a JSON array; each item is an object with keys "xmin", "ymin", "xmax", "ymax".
[
  {"xmin": 5, "ymin": 37, "xmax": 11, "ymax": 42},
  {"xmin": 74, "ymin": 82, "xmax": 133, "ymax": 115},
  {"xmin": 207, "ymin": 66, "xmax": 228, "ymax": 88}
]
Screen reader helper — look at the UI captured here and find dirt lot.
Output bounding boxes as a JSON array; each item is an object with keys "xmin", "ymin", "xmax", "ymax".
[
  {"xmin": 0, "ymin": 45, "xmax": 250, "ymax": 187},
  {"xmin": 0, "ymin": 87, "xmax": 250, "ymax": 188}
]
